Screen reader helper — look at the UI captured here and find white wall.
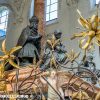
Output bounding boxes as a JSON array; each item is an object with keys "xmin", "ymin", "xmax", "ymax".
[
  {"xmin": 46, "ymin": 0, "xmax": 100, "ymax": 69},
  {"xmin": 6, "ymin": 0, "xmax": 32, "ymax": 49}
]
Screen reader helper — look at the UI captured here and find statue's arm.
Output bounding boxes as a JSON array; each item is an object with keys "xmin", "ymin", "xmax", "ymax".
[
  {"xmin": 40, "ymin": 77, "xmax": 47, "ymax": 84},
  {"xmin": 56, "ymin": 44, "xmax": 66, "ymax": 52},
  {"xmin": 27, "ymin": 35, "xmax": 42, "ymax": 42}
]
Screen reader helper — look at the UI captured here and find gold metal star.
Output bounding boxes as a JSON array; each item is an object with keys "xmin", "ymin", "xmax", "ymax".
[
  {"xmin": 0, "ymin": 39, "xmax": 22, "ymax": 69},
  {"xmin": 71, "ymin": 9, "xmax": 100, "ymax": 50}
]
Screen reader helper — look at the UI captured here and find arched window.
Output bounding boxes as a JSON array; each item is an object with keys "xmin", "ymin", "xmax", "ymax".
[
  {"xmin": 46, "ymin": 0, "xmax": 58, "ymax": 22},
  {"xmin": 0, "ymin": 7, "xmax": 9, "ymax": 37}
]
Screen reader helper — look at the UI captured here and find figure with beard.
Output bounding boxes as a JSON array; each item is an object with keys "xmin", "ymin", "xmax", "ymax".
[{"xmin": 17, "ymin": 16, "xmax": 42, "ymax": 67}]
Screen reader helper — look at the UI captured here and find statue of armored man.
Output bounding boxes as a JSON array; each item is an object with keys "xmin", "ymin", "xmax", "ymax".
[{"xmin": 17, "ymin": 16, "xmax": 42, "ymax": 67}]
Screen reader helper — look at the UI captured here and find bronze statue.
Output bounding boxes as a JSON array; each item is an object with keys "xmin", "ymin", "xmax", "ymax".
[
  {"xmin": 17, "ymin": 16, "xmax": 42, "ymax": 67},
  {"xmin": 53, "ymin": 30, "xmax": 67, "ymax": 63},
  {"xmin": 40, "ymin": 30, "xmax": 67, "ymax": 69}
]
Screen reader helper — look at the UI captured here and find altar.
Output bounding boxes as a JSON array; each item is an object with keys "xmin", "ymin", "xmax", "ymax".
[{"xmin": 0, "ymin": 0, "xmax": 100, "ymax": 100}]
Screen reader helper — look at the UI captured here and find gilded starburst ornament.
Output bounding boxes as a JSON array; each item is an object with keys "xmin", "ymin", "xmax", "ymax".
[
  {"xmin": 0, "ymin": 39, "xmax": 22, "ymax": 69},
  {"xmin": 47, "ymin": 34, "xmax": 60, "ymax": 50},
  {"xmin": 66, "ymin": 49, "xmax": 80, "ymax": 63},
  {"xmin": 71, "ymin": 9, "xmax": 100, "ymax": 50},
  {"xmin": 0, "ymin": 40, "xmax": 22, "ymax": 92}
]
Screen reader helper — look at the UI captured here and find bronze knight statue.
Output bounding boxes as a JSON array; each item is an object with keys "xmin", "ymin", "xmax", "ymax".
[
  {"xmin": 17, "ymin": 16, "xmax": 42, "ymax": 67},
  {"xmin": 40, "ymin": 30, "xmax": 67, "ymax": 69},
  {"xmin": 5, "ymin": 16, "xmax": 42, "ymax": 70}
]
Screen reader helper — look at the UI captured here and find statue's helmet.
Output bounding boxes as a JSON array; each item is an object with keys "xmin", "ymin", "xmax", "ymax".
[{"xmin": 29, "ymin": 16, "xmax": 39, "ymax": 23}]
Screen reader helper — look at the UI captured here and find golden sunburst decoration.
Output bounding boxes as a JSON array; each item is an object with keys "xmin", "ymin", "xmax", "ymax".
[
  {"xmin": 71, "ymin": 8, "xmax": 100, "ymax": 60},
  {"xmin": 47, "ymin": 34, "xmax": 60, "ymax": 50},
  {"xmin": 0, "ymin": 39, "xmax": 22, "ymax": 69},
  {"xmin": 71, "ymin": 9, "xmax": 100, "ymax": 49},
  {"xmin": 66, "ymin": 49, "xmax": 80, "ymax": 63},
  {"xmin": 0, "ymin": 40, "xmax": 22, "ymax": 92}
]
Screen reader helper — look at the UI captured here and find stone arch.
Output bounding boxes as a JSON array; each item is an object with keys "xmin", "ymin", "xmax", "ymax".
[
  {"xmin": 0, "ymin": 1, "xmax": 18, "ymax": 18},
  {"xmin": 0, "ymin": 3, "xmax": 13, "ymax": 12}
]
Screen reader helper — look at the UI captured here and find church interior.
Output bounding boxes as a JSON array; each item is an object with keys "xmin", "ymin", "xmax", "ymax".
[{"xmin": 0, "ymin": 0, "xmax": 100, "ymax": 100}]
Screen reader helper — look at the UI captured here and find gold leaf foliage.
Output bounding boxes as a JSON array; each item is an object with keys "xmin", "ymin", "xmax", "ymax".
[{"xmin": 71, "ymin": 9, "xmax": 100, "ymax": 51}]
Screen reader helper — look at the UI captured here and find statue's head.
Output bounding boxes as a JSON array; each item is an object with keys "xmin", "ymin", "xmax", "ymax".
[
  {"xmin": 29, "ymin": 16, "xmax": 39, "ymax": 30},
  {"xmin": 50, "ymin": 70, "xmax": 57, "ymax": 79},
  {"xmin": 54, "ymin": 30, "xmax": 62, "ymax": 39}
]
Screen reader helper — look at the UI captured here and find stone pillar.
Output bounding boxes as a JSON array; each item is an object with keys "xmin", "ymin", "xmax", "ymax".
[
  {"xmin": 34, "ymin": 0, "xmax": 46, "ymax": 52},
  {"xmin": 34, "ymin": 0, "xmax": 45, "ymax": 35}
]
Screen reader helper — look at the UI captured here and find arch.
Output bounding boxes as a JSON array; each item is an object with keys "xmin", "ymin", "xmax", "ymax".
[
  {"xmin": 0, "ymin": 1, "xmax": 18, "ymax": 17},
  {"xmin": 0, "ymin": 3, "xmax": 13, "ymax": 12}
]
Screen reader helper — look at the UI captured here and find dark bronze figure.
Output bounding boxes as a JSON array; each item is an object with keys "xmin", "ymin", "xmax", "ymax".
[
  {"xmin": 40, "ymin": 30, "xmax": 67, "ymax": 69},
  {"xmin": 54, "ymin": 30, "xmax": 67, "ymax": 63},
  {"xmin": 5, "ymin": 16, "xmax": 42, "ymax": 70},
  {"xmin": 17, "ymin": 16, "xmax": 42, "ymax": 66}
]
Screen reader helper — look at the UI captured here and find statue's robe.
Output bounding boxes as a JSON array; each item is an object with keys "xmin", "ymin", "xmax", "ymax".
[
  {"xmin": 17, "ymin": 26, "xmax": 41, "ymax": 58},
  {"xmin": 5, "ymin": 26, "xmax": 42, "ymax": 70},
  {"xmin": 17, "ymin": 25, "xmax": 31, "ymax": 47}
]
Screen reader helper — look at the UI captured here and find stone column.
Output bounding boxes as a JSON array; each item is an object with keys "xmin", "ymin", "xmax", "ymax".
[
  {"xmin": 34, "ymin": 0, "xmax": 46, "ymax": 52},
  {"xmin": 34, "ymin": 0, "xmax": 45, "ymax": 35}
]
